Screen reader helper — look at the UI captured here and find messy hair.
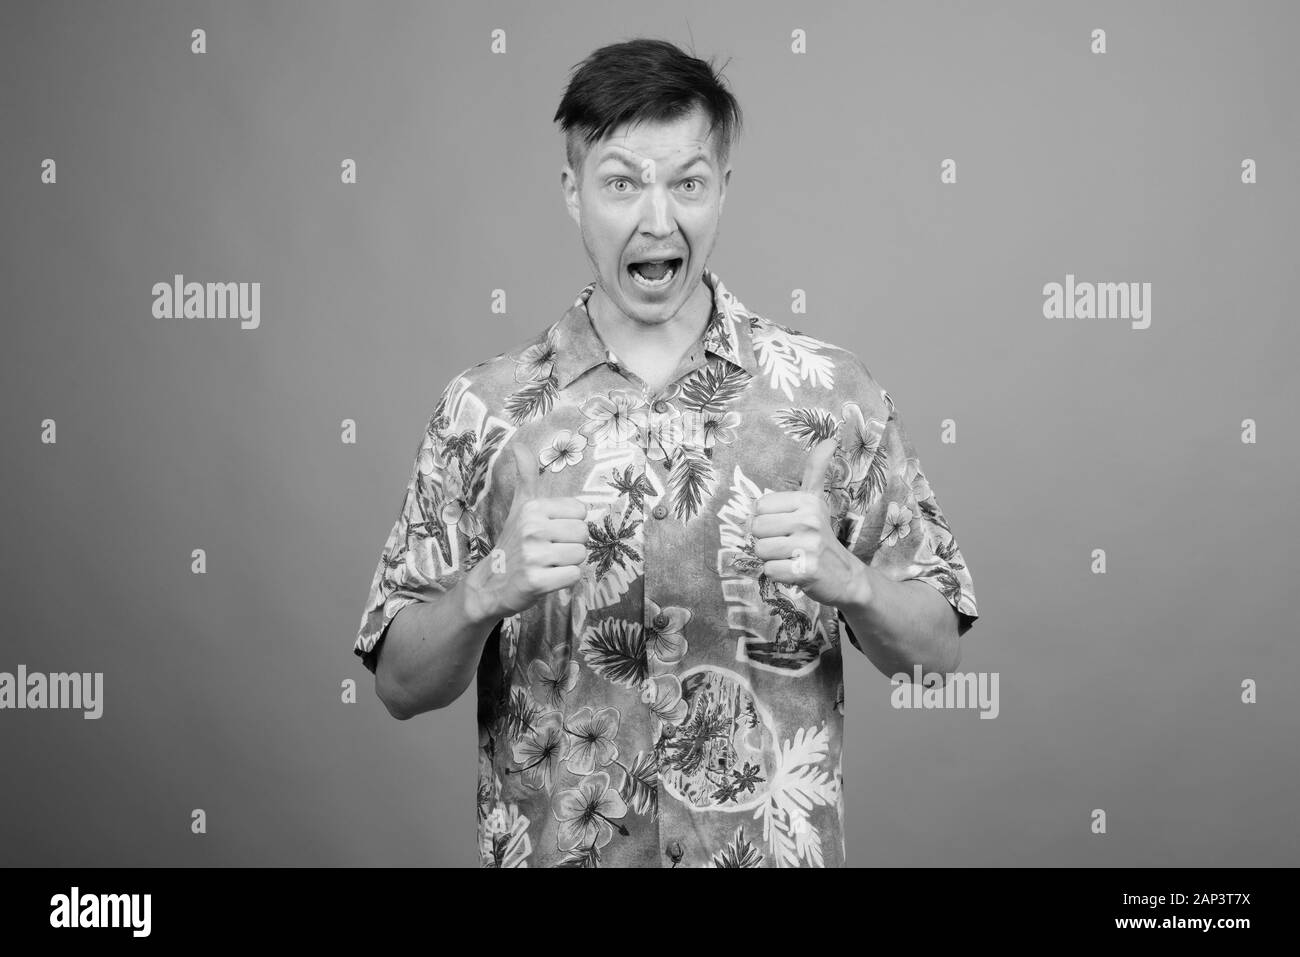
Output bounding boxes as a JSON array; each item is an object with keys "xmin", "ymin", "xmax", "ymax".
[{"xmin": 553, "ymin": 38, "xmax": 743, "ymax": 184}]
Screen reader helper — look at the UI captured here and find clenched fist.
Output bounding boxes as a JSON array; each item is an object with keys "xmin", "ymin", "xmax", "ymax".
[
  {"xmin": 463, "ymin": 439, "xmax": 591, "ymax": 622},
  {"xmin": 750, "ymin": 437, "xmax": 868, "ymax": 609}
]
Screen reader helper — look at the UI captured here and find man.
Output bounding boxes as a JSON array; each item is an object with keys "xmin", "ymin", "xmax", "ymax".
[{"xmin": 353, "ymin": 38, "xmax": 979, "ymax": 868}]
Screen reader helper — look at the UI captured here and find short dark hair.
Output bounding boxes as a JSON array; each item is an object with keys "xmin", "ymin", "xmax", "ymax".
[{"xmin": 553, "ymin": 38, "xmax": 743, "ymax": 184}]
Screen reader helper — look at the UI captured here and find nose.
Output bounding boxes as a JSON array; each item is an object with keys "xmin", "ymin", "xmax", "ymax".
[{"xmin": 638, "ymin": 181, "xmax": 676, "ymax": 238}]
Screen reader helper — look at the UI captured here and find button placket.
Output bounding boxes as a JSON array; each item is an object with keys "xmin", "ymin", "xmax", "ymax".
[
  {"xmin": 635, "ymin": 395, "xmax": 675, "ymax": 864},
  {"xmin": 640, "ymin": 371, "xmax": 701, "ymax": 865}
]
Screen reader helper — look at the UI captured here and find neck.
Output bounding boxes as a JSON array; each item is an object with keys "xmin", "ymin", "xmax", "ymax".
[{"xmin": 588, "ymin": 274, "xmax": 713, "ymax": 370}]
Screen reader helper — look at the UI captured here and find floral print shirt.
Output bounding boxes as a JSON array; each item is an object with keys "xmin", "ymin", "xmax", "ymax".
[{"xmin": 354, "ymin": 266, "xmax": 979, "ymax": 867}]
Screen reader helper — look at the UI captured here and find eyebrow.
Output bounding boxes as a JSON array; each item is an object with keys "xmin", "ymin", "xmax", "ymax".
[{"xmin": 596, "ymin": 151, "xmax": 711, "ymax": 174}]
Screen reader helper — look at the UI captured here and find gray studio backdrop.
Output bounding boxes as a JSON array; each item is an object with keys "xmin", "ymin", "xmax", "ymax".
[{"xmin": 3, "ymin": 0, "xmax": 1297, "ymax": 867}]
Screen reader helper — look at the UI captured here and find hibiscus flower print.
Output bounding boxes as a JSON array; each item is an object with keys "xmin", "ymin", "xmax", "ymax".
[
  {"xmin": 641, "ymin": 673, "xmax": 689, "ymax": 726},
  {"xmin": 646, "ymin": 599, "xmax": 691, "ymax": 664},
  {"xmin": 552, "ymin": 771, "xmax": 629, "ymax": 852},
  {"xmin": 563, "ymin": 706, "xmax": 620, "ymax": 775},
  {"xmin": 539, "ymin": 429, "xmax": 588, "ymax": 472},
  {"xmin": 578, "ymin": 390, "xmax": 646, "ymax": 449},
  {"xmin": 838, "ymin": 402, "xmax": 882, "ymax": 471},
  {"xmin": 879, "ymin": 500, "xmax": 913, "ymax": 547},
  {"xmin": 513, "ymin": 337, "xmax": 556, "ymax": 382},
  {"xmin": 640, "ymin": 411, "xmax": 682, "ymax": 463},
  {"xmin": 528, "ymin": 653, "xmax": 579, "ymax": 710},
  {"xmin": 700, "ymin": 409, "xmax": 741, "ymax": 448},
  {"xmin": 507, "ymin": 711, "xmax": 567, "ymax": 791},
  {"xmin": 905, "ymin": 456, "xmax": 934, "ymax": 504}
]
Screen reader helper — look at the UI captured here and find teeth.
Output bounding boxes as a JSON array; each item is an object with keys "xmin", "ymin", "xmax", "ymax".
[{"xmin": 630, "ymin": 260, "xmax": 677, "ymax": 287}]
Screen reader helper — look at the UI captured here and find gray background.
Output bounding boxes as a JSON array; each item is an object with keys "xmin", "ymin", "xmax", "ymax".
[{"xmin": 2, "ymin": 0, "xmax": 1297, "ymax": 866}]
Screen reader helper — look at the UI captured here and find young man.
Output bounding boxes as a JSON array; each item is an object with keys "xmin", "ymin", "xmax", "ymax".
[{"xmin": 354, "ymin": 38, "xmax": 979, "ymax": 868}]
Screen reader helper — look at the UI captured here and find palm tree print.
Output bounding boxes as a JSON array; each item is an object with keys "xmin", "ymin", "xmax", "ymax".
[
  {"xmin": 586, "ymin": 501, "xmax": 642, "ymax": 579},
  {"xmin": 354, "ymin": 266, "xmax": 979, "ymax": 867}
]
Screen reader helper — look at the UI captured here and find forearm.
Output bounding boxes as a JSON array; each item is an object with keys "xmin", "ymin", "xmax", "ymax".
[
  {"xmin": 374, "ymin": 571, "xmax": 501, "ymax": 719},
  {"xmin": 836, "ymin": 560, "xmax": 961, "ymax": 680}
]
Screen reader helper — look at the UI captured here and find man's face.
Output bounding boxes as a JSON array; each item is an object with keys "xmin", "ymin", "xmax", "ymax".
[{"xmin": 562, "ymin": 106, "xmax": 731, "ymax": 326}]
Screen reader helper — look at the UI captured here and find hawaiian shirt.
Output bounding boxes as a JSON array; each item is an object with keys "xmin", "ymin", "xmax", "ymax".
[{"xmin": 354, "ymin": 265, "xmax": 979, "ymax": 868}]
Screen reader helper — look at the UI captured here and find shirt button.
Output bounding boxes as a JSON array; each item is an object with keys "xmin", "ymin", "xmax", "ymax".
[
  {"xmin": 651, "ymin": 504, "xmax": 668, "ymax": 520},
  {"xmin": 652, "ymin": 399, "xmax": 669, "ymax": 414}
]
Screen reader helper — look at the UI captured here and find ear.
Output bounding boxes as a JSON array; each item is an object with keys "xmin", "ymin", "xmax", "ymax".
[
  {"xmin": 561, "ymin": 165, "xmax": 581, "ymax": 226},
  {"xmin": 719, "ymin": 166, "xmax": 731, "ymax": 214}
]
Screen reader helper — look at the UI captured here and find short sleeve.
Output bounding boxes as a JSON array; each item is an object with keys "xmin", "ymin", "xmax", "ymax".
[
  {"xmin": 353, "ymin": 410, "xmax": 454, "ymax": 670},
  {"xmin": 353, "ymin": 378, "xmax": 491, "ymax": 674},
  {"xmin": 834, "ymin": 382, "xmax": 979, "ymax": 652}
]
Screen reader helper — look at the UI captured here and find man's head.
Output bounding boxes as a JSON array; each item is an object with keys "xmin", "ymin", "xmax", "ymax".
[{"xmin": 554, "ymin": 38, "xmax": 743, "ymax": 326}]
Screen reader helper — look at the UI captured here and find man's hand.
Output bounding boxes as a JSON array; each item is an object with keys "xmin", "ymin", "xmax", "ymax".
[
  {"xmin": 750, "ymin": 437, "xmax": 869, "ymax": 609},
  {"xmin": 462, "ymin": 440, "xmax": 591, "ymax": 622}
]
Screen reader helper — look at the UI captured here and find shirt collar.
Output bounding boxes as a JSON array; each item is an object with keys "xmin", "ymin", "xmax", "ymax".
[{"xmin": 549, "ymin": 265, "xmax": 759, "ymax": 391}]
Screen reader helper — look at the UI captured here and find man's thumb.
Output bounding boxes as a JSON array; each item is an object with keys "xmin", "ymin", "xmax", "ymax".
[
  {"xmin": 511, "ymin": 439, "xmax": 541, "ymax": 503},
  {"xmin": 800, "ymin": 437, "xmax": 839, "ymax": 493}
]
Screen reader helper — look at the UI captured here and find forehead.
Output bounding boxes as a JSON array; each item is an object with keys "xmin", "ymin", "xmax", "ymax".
[{"xmin": 587, "ymin": 108, "xmax": 720, "ymax": 169}]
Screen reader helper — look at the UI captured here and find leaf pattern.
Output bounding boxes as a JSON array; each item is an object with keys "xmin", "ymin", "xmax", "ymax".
[
  {"xmin": 355, "ymin": 266, "xmax": 979, "ymax": 867},
  {"xmin": 579, "ymin": 618, "xmax": 648, "ymax": 689},
  {"xmin": 771, "ymin": 407, "xmax": 841, "ymax": 448},
  {"xmin": 499, "ymin": 687, "xmax": 542, "ymax": 743},
  {"xmin": 554, "ymin": 844, "xmax": 602, "ymax": 868},
  {"xmin": 751, "ymin": 322, "xmax": 836, "ymax": 400},
  {"xmin": 678, "ymin": 359, "xmax": 752, "ymax": 413},
  {"xmin": 667, "ymin": 446, "xmax": 715, "ymax": 522},
  {"xmin": 618, "ymin": 750, "xmax": 660, "ymax": 821},
  {"xmin": 709, "ymin": 826, "xmax": 764, "ymax": 867},
  {"xmin": 753, "ymin": 722, "xmax": 839, "ymax": 868},
  {"xmin": 464, "ymin": 423, "xmax": 509, "ymax": 502},
  {"xmin": 504, "ymin": 373, "xmax": 558, "ymax": 424},
  {"xmin": 850, "ymin": 438, "xmax": 891, "ymax": 512}
]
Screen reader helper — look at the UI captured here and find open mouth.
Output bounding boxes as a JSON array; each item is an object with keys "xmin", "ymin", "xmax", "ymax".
[{"xmin": 627, "ymin": 257, "xmax": 683, "ymax": 289}]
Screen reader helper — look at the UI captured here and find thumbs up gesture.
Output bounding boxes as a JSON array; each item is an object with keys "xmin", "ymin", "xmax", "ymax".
[
  {"xmin": 750, "ymin": 438, "xmax": 867, "ymax": 608},
  {"xmin": 463, "ymin": 439, "xmax": 592, "ymax": 622}
]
